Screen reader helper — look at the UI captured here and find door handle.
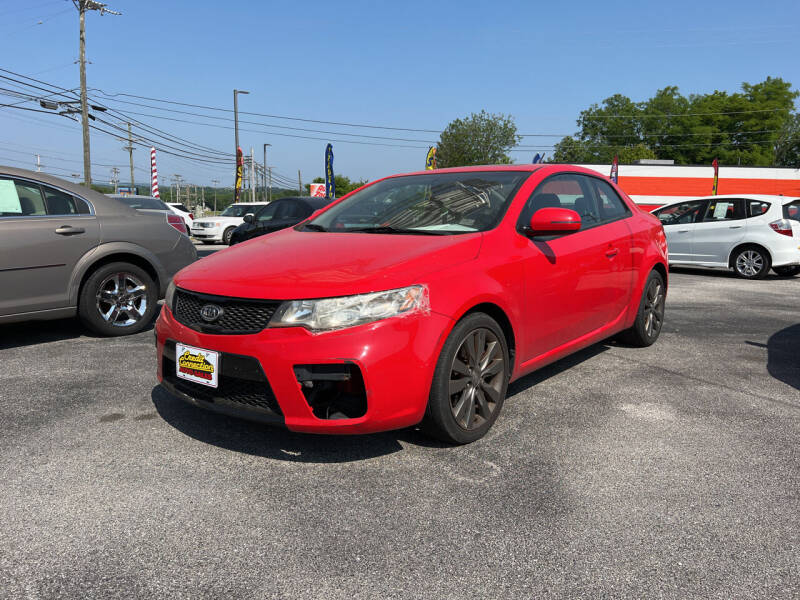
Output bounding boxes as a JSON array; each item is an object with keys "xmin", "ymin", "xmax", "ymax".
[
  {"xmin": 55, "ymin": 225, "xmax": 85, "ymax": 235},
  {"xmin": 605, "ymin": 248, "xmax": 619, "ymax": 259},
  {"xmin": 729, "ymin": 225, "xmax": 743, "ymax": 229},
  {"xmin": 677, "ymin": 229, "xmax": 690, "ymax": 233}
]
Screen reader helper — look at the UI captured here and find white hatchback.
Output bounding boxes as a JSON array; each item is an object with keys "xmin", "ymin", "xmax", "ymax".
[{"xmin": 652, "ymin": 195, "xmax": 800, "ymax": 279}]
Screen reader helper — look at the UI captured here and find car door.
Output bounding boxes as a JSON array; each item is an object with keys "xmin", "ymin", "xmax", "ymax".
[
  {"xmin": 518, "ymin": 173, "xmax": 633, "ymax": 361},
  {"xmin": 653, "ymin": 200, "xmax": 706, "ymax": 263},
  {"xmin": 250, "ymin": 201, "xmax": 281, "ymax": 239},
  {"xmin": 0, "ymin": 177, "xmax": 100, "ymax": 315},
  {"xmin": 692, "ymin": 198, "xmax": 746, "ymax": 265}
]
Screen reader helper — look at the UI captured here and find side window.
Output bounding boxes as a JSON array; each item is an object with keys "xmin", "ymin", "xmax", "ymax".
[
  {"xmin": 277, "ymin": 202, "xmax": 303, "ymax": 219},
  {"xmin": 592, "ymin": 179, "xmax": 631, "ymax": 222},
  {"xmin": 256, "ymin": 202, "xmax": 278, "ymax": 222},
  {"xmin": 701, "ymin": 199, "xmax": 745, "ymax": 222},
  {"xmin": 0, "ymin": 178, "xmax": 46, "ymax": 217},
  {"xmin": 746, "ymin": 200, "xmax": 770, "ymax": 218},
  {"xmin": 41, "ymin": 185, "xmax": 81, "ymax": 215},
  {"xmin": 519, "ymin": 174, "xmax": 598, "ymax": 230},
  {"xmin": 654, "ymin": 201, "xmax": 705, "ymax": 226}
]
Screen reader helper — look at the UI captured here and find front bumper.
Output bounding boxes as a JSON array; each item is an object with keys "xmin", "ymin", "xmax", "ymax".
[
  {"xmin": 190, "ymin": 227, "xmax": 222, "ymax": 241},
  {"xmin": 155, "ymin": 305, "xmax": 452, "ymax": 434}
]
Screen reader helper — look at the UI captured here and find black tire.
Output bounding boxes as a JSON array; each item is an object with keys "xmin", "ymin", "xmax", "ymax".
[
  {"xmin": 78, "ymin": 262, "xmax": 158, "ymax": 336},
  {"xmin": 732, "ymin": 246, "xmax": 771, "ymax": 279},
  {"xmin": 617, "ymin": 269, "xmax": 666, "ymax": 348},
  {"xmin": 422, "ymin": 313, "xmax": 510, "ymax": 444},
  {"xmin": 222, "ymin": 227, "xmax": 235, "ymax": 245},
  {"xmin": 773, "ymin": 265, "xmax": 800, "ymax": 277}
]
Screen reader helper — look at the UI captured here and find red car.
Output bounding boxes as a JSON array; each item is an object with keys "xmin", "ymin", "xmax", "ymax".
[{"xmin": 156, "ymin": 165, "xmax": 668, "ymax": 444}]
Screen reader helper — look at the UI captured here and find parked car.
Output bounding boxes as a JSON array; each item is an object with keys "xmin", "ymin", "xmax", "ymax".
[
  {"xmin": 0, "ymin": 167, "xmax": 197, "ymax": 335},
  {"xmin": 107, "ymin": 194, "xmax": 189, "ymax": 235},
  {"xmin": 229, "ymin": 196, "xmax": 334, "ymax": 245},
  {"xmin": 652, "ymin": 195, "xmax": 800, "ymax": 278},
  {"xmin": 156, "ymin": 165, "xmax": 668, "ymax": 443},
  {"xmin": 165, "ymin": 202, "xmax": 194, "ymax": 229},
  {"xmin": 190, "ymin": 202, "xmax": 268, "ymax": 245}
]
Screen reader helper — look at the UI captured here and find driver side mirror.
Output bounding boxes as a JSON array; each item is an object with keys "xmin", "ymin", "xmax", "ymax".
[
  {"xmin": 243, "ymin": 213, "xmax": 255, "ymax": 224},
  {"xmin": 528, "ymin": 207, "xmax": 581, "ymax": 236}
]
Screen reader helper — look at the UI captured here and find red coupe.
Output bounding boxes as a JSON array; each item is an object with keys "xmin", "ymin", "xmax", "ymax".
[{"xmin": 156, "ymin": 165, "xmax": 668, "ymax": 443}]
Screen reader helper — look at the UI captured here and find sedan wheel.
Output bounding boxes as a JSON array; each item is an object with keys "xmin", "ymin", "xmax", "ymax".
[
  {"xmin": 617, "ymin": 269, "xmax": 666, "ymax": 347},
  {"xmin": 423, "ymin": 313, "xmax": 509, "ymax": 444},
  {"xmin": 733, "ymin": 247, "xmax": 770, "ymax": 279},
  {"xmin": 95, "ymin": 272, "xmax": 149, "ymax": 327},
  {"xmin": 78, "ymin": 262, "xmax": 157, "ymax": 336}
]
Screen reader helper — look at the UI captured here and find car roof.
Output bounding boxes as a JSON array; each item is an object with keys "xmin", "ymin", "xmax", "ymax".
[{"xmin": 659, "ymin": 194, "xmax": 800, "ymax": 207}]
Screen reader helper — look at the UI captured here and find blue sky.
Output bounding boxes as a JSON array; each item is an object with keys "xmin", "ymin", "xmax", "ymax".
[{"xmin": 1, "ymin": 0, "xmax": 798, "ymax": 189}]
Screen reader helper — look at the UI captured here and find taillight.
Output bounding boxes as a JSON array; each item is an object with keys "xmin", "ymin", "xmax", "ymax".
[
  {"xmin": 769, "ymin": 219, "xmax": 794, "ymax": 237},
  {"xmin": 167, "ymin": 213, "xmax": 188, "ymax": 235},
  {"xmin": 188, "ymin": 213, "xmax": 194, "ymax": 220}
]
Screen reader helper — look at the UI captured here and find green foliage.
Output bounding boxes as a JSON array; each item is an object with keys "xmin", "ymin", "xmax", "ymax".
[
  {"xmin": 552, "ymin": 77, "xmax": 798, "ymax": 166},
  {"xmin": 774, "ymin": 113, "xmax": 800, "ymax": 167},
  {"xmin": 309, "ymin": 174, "xmax": 368, "ymax": 196},
  {"xmin": 436, "ymin": 110, "xmax": 521, "ymax": 168}
]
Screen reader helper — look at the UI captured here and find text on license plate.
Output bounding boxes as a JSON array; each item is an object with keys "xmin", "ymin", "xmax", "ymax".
[{"xmin": 175, "ymin": 343, "xmax": 220, "ymax": 388}]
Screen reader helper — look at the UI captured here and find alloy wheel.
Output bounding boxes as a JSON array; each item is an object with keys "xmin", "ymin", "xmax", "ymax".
[
  {"xmin": 95, "ymin": 272, "xmax": 149, "ymax": 327},
  {"xmin": 736, "ymin": 250, "xmax": 764, "ymax": 277},
  {"xmin": 643, "ymin": 277, "xmax": 665, "ymax": 339},
  {"xmin": 448, "ymin": 328, "xmax": 505, "ymax": 430}
]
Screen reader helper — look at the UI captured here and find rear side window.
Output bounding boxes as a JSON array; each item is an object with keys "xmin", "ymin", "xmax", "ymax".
[
  {"xmin": 654, "ymin": 201, "xmax": 705, "ymax": 225},
  {"xmin": 42, "ymin": 185, "xmax": 88, "ymax": 215},
  {"xmin": 701, "ymin": 199, "xmax": 745, "ymax": 222},
  {"xmin": 0, "ymin": 178, "xmax": 46, "ymax": 216},
  {"xmin": 746, "ymin": 200, "xmax": 771, "ymax": 217},
  {"xmin": 783, "ymin": 200, "xmax": 800, "ymax": 222},
  {"xmin": 592, "ymin": 178, "xmax": 631, "ymax": 222}
]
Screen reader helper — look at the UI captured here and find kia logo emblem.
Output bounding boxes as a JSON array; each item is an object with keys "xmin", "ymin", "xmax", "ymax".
[{"xmin": 200, "ymin": 304, "xmax": 223, "ymax": 322}]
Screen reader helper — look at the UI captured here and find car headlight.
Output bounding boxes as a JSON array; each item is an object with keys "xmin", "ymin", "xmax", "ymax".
[
  {"xmin": 270, "ymin": 285, "xmax": 428, "ymax": 332},
  {"xmin": 165, "ymin": 280, "xmax": 177, "ymax": 312}
]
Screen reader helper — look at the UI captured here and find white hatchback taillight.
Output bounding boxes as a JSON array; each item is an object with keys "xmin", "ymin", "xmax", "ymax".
[
  {"xmin": 769, "ymin": 219, "xmax": 794, "ymax": 237},
  {"xmin": 167, "ymin": 213, "xmax": 188, "ymax": 235},
  {"xmin": 188, "ymin": 213, "xmax": 194, "ymax": 220}
]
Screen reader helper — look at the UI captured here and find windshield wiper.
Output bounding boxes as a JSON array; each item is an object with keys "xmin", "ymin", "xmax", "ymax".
[
  {"xmin": 347, "ymin": 226, "xmax": 449, "ymax": 235},
  {"xmin": 303, "ymin": 223, "xmax": 327, "ymax": 232}
]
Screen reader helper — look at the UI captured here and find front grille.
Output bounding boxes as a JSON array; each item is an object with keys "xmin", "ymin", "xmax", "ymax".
[
  {"xmin": 173, "ymin": 289, "xmax": 280, "ymax": 334},
  {"xmin": 162, "ymin": 341, "xmax": 282, "ymax": 415}
]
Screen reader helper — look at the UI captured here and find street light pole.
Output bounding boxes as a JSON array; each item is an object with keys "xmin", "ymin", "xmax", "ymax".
[
  {"xmin": 233, "ymin": 89, "xmax": 249, "ymax": 202},
  {"xmin": 211, "ymin": 178, "xmax": 219, "ymax": 213}
]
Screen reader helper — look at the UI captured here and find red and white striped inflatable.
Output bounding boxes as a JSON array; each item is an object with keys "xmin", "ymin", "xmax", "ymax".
[
  {"xmin": 579, "ymin": 163, "xmax": 800, "ymax": 211},
  {"xmin": 150, "ymin": 147, "xmax": 160, "ymax": 198}
]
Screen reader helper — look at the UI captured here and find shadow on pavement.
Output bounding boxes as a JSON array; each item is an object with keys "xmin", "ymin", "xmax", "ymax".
[
  {"xmin": 507, "ymin": 343, "xmax": 611, "ymax": 396},
  {"xmin": 764, "ymin": 324, "xmax": 800, "ymax": 391},
  {"xmin": 0, "ymin": 318, "xmax": 155, "ymax": 350},
  {"xmin": 669, "ymin": 265, "xmax": 782, "ymax": 280},
  {"xmin": 152, "ymin": 385, "xmax": 452, "ymax": 463}
]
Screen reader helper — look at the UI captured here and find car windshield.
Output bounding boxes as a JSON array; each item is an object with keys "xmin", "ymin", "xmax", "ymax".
[
  {"xmin": 220, "ymin": 204, "xmax": 255, "ymax": 217},
  {"xmin": 115, "ymin": 196, "xmax": 167, "ymax": 210},
  {"xmin": 305, "ymin": 171, "xmax": 529, "ymax": 234},
  {"xmin": 783, "ymin": 200, "xmax": 800, "ymax": 222}
]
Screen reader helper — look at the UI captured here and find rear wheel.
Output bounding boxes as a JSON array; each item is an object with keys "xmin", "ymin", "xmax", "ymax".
[
  {"xmin": 422, "ymin": 313, "xmax": 509, "ymax": 444},
  {"xmin": 617, "ymin": 269, "xmax": 666, "ymax": 347},
  {"xmin": 773, "ymin": 265, "xmax": 800, "ymax": 277},
  {"xmin": 78, "ymin": 262, "xmax": 158, "ymax": 336},
  {"xmin": 732, "ymin": 246, "xmax": 770, "ymax": 279}
]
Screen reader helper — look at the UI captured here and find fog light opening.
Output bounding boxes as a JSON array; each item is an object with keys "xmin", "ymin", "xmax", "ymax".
[{"xmin": 293, "ymin": 363, "xmax": 367, "ymax": 420}]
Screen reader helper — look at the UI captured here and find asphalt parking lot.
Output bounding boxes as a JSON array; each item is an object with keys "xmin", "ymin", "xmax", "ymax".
[{"xmin": 1, "ymin": 263, "xmax": 798, "ymax": 599}]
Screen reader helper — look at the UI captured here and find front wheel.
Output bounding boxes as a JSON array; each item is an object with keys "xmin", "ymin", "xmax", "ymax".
[
  {"xmin": 422, "ymin": 313, "xmax": 509, "ymax": 444},
  {"xmin": 78, "ymin": 262, "xmax": 158, "ymax": 336},
  {"xmin": 733, "ymin": 246, "xmax": 771, "ymax": 279},
  {"xmin": 617, "ymin": 269, "xmax": 666, "ymax": 347},
  {"xmin": 222, "ymin": 227, "xmax": 235, "ymax": 245},
  {"xmin": 773, "ymin": 265, "xmax": 800, "ymax": 277}
]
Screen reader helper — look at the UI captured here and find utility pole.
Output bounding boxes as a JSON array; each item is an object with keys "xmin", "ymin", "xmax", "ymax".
[
  {"xmin": 267, "ymin": 167, "xmax": 272, "ymax": 202},
  {"xmin": 110, "ymin": 167, "xmax": 119, "ymax": 192},
  {"xmin": 250, "ymin": 148, "xmax": 256, "ymax": 203},
  {"xmin": 211, "ymin": 178, "xmax": 219, "ymax": 213},
  {"xmin": 262, "ymin": 143, "xmax": 271, "ymax": 201},
  {"xmin": 298, "ymin": 170, "xmax": 302, "ymax": 195},
  {"xmin": 172, "ymin": 174, "xmax": 183, "ymax": 204},
  {"xmin": 35, "ymin": 154, "xmax": 42, "ymax": 172},
  {"xmin": 72, "ymin": 1, "xmax": 121, "ymax": 186},
  {"xmin": 124, "ymin": 122, "xmax": 135, "ymax": 192},
  {"xmin": 233, "ymin": 89, "xmax": 248, "ymax": 193}
]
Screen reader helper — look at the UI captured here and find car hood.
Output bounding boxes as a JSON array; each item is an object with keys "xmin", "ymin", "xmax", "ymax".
[{"xmin": 175, "ymin": 227, "xmax": 483, "ymax": 299}]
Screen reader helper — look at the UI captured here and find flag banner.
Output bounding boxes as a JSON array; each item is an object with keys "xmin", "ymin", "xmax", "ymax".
[
  {"xmin": 325, "ymin": 143, "xmax": 335, "ymax": 198},
  {"xmin": 234, "ymin": 147, "xmax": 243, "ymax": 202},
  {"xmin": 532, "ymin": 153, "xmax": 545, "ymax": 164},
  {"xmin": 712, "ymin": 158, "xmax": 719, "ymax": 195},
  {"xmin": 610, "ymin": 155, "xmax": 619, "ymax": 184},
  {"xmin": 150, "ymin": 147, "xmax": 160, "ymax": 198},
  {"xmin": 425, "ymin": 146, "xmax": 437, "ymax": 170}
]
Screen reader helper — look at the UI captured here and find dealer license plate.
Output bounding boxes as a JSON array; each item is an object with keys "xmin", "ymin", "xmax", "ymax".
[{"xmin": 175, "ymin": 343, "xmax": 220, "ymax": 388}]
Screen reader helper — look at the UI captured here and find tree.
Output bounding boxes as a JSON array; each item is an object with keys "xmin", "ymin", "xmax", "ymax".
[
  {"xmin": 551, "ymin": 78, "xmax": 798, "ymax": 166},
  {"xmin": 775, "ymin": 113, "xmax": 800, "ymax": 167},
  {"xmin": 309, "ymin": 174, "xmax": 368, "ymax": 196},
  {"xmin": 436, "ymin": 110, "xmax": 520, "ymax": 168}
]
